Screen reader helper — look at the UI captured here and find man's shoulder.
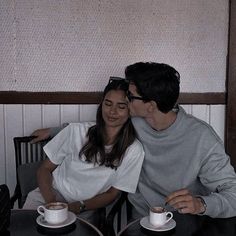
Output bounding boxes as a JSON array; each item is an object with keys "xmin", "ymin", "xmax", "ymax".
[
  {"xmin": 179, "ymin": 107, "xmax": 222, "ymax": 142},
  {"xmin": 131, "ymin": 117, "xmax": 146, "ymax": 126}
]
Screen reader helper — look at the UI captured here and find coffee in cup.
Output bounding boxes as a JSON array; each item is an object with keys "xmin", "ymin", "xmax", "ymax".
[
  {"xmin": 149, "ymin": 206, "xmax": 173, "ymax": 227},
  {"xmin": 37, "ymin": 202, "xmax": 68, "ymax": 224}
]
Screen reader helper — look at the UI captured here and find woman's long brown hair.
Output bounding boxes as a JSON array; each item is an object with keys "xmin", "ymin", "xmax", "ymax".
[{"xmin": 79, "ymin": 80, "xmax": 137, "ymax": 169}]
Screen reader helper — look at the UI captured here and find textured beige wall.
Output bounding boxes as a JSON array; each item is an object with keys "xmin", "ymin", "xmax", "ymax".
[{"xmin": 0, "ymin": 0, "xmax": 228, "ymax": 92}]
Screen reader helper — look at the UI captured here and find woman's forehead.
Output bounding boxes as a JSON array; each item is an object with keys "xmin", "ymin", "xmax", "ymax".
[{"xmin": 104, "ymin": 90, "xmax": 127, "ymax": 102}]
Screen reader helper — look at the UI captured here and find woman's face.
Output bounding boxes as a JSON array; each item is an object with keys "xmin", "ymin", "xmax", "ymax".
[{"xmin": 102, "ymin": 89, "xmax": 129, "ymax": 130}]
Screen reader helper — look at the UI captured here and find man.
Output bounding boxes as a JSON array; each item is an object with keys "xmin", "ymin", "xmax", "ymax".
[
  {"xmin": 125, "ymin": 62, "xmax": 236, "ymax": 219},
  {"xmin": 31, "ymin": 62, "xmax": 236, "ymax": 218}
]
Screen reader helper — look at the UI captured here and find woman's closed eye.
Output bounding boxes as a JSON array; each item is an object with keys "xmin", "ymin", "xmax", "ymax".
[
  {"xmin": 104, "ymin": 101, "xmax": 112, "ymax": 106},
  {"xmin": 118, "ymin": 104, "xmax": 127, "ymax": 109},
  {"xmin": 104, "ymin": 100, "xmax": 127, "ymax": 110}
]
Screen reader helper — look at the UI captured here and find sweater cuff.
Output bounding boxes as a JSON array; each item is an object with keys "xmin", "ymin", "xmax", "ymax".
[{"xmin": 198, "ymin": 195, "xmax": 220, "ymax": 218}]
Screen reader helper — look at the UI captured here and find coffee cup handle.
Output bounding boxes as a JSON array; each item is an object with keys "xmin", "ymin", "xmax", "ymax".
[
  {"xmin": 165, "ymin": 212, "xmax": 173, "ymax": 223},
  {"xmin": 37, "ymin": 205, "xmax": 46, "ymax": 217}
]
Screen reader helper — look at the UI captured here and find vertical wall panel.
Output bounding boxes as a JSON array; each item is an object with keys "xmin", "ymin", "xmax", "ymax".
[
  {"xmin": 23, "ymin": 105, "xmax": 43, "ymax": 135},
  {"xmin": 42, "ymin": 105, "xmax": 60, "ymax": 128},
  {"xmin": 191, "ymin": 105, "xmax": 210, "ymax": 124},
  {"xmin": 181, "ymin": 105, "xmax": 192, "ymax": 114},
  {"xmin": 0, "ymin": 105, "xmax": 6, "ymax": 183},
  {"xmin": 209, "ymin": 105, "xmax": 225, "ymax": 141},
  {"xmin": 79, "ymin": 105, "xmax": 98, "ymax": 122},
  {"xmin": 60, "ymin": 105, "xmax": 80, "ymax": 125},
  {"xmin": 4, "ymin": 105, "xmax": 23, "ymax": 194}
]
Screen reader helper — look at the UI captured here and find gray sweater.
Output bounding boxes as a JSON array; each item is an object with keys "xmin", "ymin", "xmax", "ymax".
[{"xmin": 128, "ymin": 106, "xmax": 236, "ymax": 218}]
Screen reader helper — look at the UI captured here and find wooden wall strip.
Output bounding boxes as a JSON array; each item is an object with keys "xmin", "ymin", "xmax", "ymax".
[
  {"xmin": 0, "ymin": 91, "xmax": 226, "ymax": 105},
  {"xmin": 226, "ymin": 0, "xmax": 236, "ymax": 167}
]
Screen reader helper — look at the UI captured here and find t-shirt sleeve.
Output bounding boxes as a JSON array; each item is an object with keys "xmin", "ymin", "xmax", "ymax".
[
  {"xmin": 49, "ymin": 123, "xmax": 69, "ymax": 137},
  {"xmin": 112, "ymin": 140, "xmax": 144, "ymax": 193},
  {"xmin": 44, "ymin": 124, "xmax": 73, "ymax": 165}
]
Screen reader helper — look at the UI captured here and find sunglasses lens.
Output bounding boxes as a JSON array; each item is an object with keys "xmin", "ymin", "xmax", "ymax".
[{"xmin": 109, "ymin": 77, "xmax": 124, "ymax": 83}]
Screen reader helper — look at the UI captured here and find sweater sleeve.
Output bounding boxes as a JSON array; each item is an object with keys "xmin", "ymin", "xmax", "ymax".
[{"xmin": 198, "ymin": 142, "xmax": 236, "ymax": 218}]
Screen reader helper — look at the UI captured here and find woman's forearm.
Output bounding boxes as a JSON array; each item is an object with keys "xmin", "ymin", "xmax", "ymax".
[
  {"xmin": 37, "ymin": 160, "xmax": 58, "ymax": 203},
  {"xmin": 68, "ymin": 187, "xmax": 120, "ymax": 214}
]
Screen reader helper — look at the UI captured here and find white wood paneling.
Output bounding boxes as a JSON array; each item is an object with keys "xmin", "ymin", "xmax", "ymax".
[
  {"xmin": 209, "ymin": 105, "xmax": 225, "ymax": 141},
  {"xmin": 0, "ymin": 105, "xmax": 6, "ymax": 183},
  {"xmin": 42, "ymin": 105, "xmax": 60, "ymax": 128},
  {"xmin": 79, "ymin": 104, "xmax": 98, "ymax": 122},
  {"xmin": 192, "ymin": 105, "xmax": 210, "ymax": 124},
  {"xmin": 60, "ymin": 105, "xmax": 80, "ymax": 125},
  {"xmin": 0, "ymin": 104, "xmax": 226, "ymax": 196},
  {"xmin": 23, "ymin": 105, "xmax": 43, "ymax": 135},
  {"xmin": 4, "ymin": 105, "xmax": 23, "ymax": 193}
]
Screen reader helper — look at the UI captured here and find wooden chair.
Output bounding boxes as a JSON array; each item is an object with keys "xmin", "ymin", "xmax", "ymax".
[
  {"xmin": 10, "ymin": 136, "xmax": 50, "ymax": 208},
  {"xmin": 10, "ymin": 135, "xmax": 107, "ymax": 234}
]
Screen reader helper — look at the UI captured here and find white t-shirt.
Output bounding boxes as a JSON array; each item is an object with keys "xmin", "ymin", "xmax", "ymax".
[{"xmin": 43, "ymin": 122, "xmax": 144, "ymax": 203}]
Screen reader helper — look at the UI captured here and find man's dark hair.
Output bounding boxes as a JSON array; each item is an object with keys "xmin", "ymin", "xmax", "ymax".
[{"xmin": 125, "ymin": 62, "xmax": 180, "ymax": 113}]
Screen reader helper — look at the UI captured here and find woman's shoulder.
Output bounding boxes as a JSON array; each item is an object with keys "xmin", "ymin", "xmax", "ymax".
[
  {"xmin": 126, "ymin": 139, "xmax": 144, "ymax": 157},
  {"xmin": 66, "ymin": 122, "xmax": 96, "ymax": 137},
  {"xmin": 68, "ymin": 121, "xmax": 96, "ymax": 129}
]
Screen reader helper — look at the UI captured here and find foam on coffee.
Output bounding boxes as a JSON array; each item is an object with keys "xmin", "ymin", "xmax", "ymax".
[
  {"xmin": 46, "ymin": 202, "xmax": 66, "ymax": 210},
  {"xmin": 151, "ymin": 207, "xmax": 165, "ymax": 213}
]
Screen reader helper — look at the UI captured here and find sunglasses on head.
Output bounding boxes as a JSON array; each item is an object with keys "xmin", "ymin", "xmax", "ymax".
[{"xmin": 109, "ymin": 76, "xmax": 128, "ymax": 84}]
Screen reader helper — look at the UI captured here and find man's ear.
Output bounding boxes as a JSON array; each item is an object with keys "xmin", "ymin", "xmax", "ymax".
[{"xmin": 147, "ymin": 101, "xmax": 158, "ymax": 113}]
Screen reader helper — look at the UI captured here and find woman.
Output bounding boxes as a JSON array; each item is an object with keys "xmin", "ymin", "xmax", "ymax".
[{"xmin": 23, "ymin": 78, "xmax": 144, "ymax": 224}]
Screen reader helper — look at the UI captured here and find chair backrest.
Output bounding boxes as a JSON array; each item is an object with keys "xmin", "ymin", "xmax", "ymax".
[
  {"xmin": 11, "ymin": 136, "xmax": 51, "ymax": 208},
  {"xmin": 13, "ymin": 136, "xmax": 49, "ymax": 167}
]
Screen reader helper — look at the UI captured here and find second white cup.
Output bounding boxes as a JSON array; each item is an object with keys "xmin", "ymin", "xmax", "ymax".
[{"xmin": 149, "ymin": 206, "xmax": 173, "ymax": 227}]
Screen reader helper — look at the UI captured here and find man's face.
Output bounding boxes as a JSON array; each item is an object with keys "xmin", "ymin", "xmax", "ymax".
[{"xmin": 128, "ymin": 84, "xmax": 148, "ymax": 117}]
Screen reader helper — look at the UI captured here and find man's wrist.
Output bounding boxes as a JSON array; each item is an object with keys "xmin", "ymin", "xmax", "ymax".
[{"xmin": 197, "ymin": 197, "xmax": 207, "ymax": 214}]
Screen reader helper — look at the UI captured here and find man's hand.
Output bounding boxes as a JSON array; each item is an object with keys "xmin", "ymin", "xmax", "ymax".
[
  {"xmin": 165, "ymin": 189, "xmax": 206, "ymax": 214},
  {"xmin": 30, "ymin": 128, "xmax": 51, "ymax": 143}
]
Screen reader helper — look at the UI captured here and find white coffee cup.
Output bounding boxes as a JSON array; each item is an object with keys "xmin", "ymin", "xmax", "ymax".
[
  {"xmin": 37, "ymin": 202, "xmax": 68, "ymax": 224},
  {"xmin": 149, "ymin": 207, "xmax": 173, "ymax": 227}
]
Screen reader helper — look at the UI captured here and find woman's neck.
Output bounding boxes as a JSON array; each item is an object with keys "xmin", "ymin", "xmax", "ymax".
[{"xmin": 104, "ymin": 127, "xmax": 119, "ymax": 145}]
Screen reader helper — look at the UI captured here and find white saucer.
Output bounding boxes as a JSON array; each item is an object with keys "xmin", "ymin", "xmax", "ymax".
[
  {"xmin": 140, "ymin": 216, "xmax": 176, "ymax": 232},
  {"xmin": 36, "ymin": 211, "xmax": 76, "ymax": 229}
]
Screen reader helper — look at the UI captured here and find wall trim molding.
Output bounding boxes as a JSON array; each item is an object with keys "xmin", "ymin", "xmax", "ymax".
[{"xmin": 0, "ymin": 91, "xmax": 226, "ymax": 105}]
